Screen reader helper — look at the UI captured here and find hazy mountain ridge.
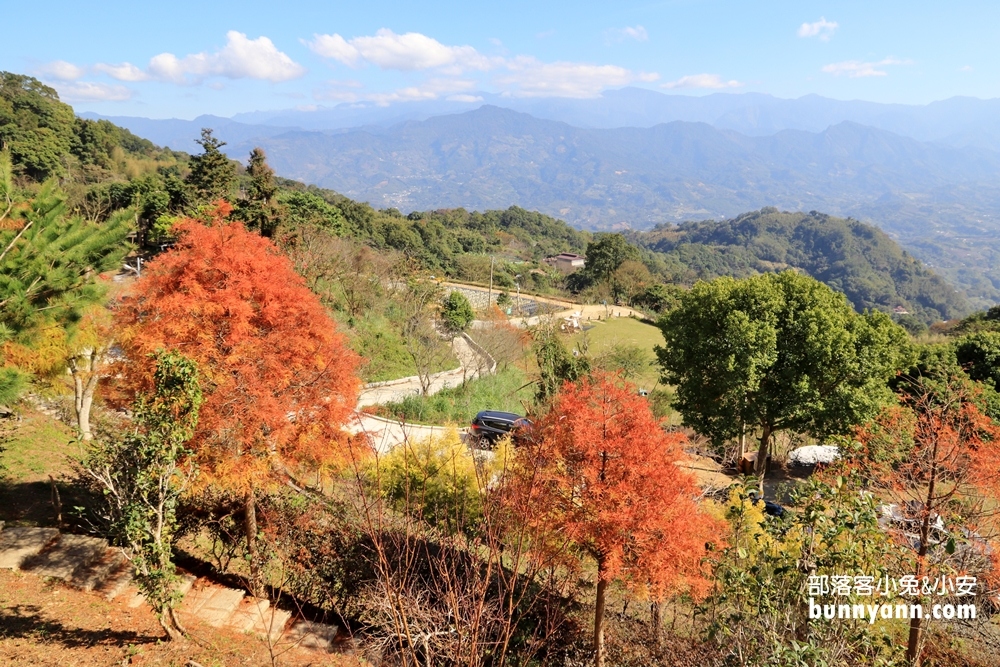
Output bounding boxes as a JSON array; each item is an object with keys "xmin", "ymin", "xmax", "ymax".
[
  {"xmin": 93, "ymin": 88, "xmax": 1000, "ymax": 149},
  {"xmin": 86, "ymin": 98, "xmax": 1000, "ymax": 306}
]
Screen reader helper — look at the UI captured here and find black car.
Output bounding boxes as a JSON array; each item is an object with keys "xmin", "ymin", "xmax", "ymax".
[{"xmin": 470, "ymin": 410, "xmax": 532, "ymax": 448}]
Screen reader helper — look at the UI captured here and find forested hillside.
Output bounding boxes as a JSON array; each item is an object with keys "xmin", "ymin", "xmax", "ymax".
[
  {"xmin": 0, "ymin": 71, "xmax": 971, "ymax": 325},
  {"xmin": 632, "ymin": 208, "xmax": 967, "ymax": 322}
]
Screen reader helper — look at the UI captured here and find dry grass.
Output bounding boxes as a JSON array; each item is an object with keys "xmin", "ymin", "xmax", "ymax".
[{"xmin": 0, "ymin": 569, "xmax": 362, "ymax": 666}]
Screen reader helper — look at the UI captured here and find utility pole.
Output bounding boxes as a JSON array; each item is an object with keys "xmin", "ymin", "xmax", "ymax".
[
  {"xmin": 488, "ymin": 255, "xmax": 494, "ymax": 307},
  {"xmin": 515, "ymin": 274, "xmax": 522, "ymax": 316}
]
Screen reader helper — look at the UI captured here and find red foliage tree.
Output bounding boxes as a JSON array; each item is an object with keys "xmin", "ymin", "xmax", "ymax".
[
  {"xmin": 852, "ymin": 380, "xmax": 1000, "ymax": 665},
  {"xmin": 114, "ymin": 206, "xmax": 361, "ymax": 589},
  {"xmin": 519, "ymin": 373, "xmax": 721, "ymax": 667}
]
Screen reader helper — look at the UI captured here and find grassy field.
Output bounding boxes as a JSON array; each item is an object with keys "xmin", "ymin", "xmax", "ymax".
[
  {"xmin": 568, "ymin": 316, "xmax": 665, "ymax": 390},
  {"xmin": 339, "ymin": 312, "xmax": 459, "ymax": 383},
  {"xmin": 375, "ymin": 367, "xmax": 535, "ymax": 425},
  {"xmin": 0, "ymin": 406, "xmax": 93, "ymax": 529},
  {"xmin": 0, "ymin": 408, "xmax": 76, "ymax": 483}
]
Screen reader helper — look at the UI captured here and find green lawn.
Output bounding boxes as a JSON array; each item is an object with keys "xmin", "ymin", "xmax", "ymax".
[
  {"xmin": 342, "ymin": 312, "xmax": 459, "ymax": 382},
  {"xmin": 374, "ymin": 367, "xmax": 535, "ymax": 425},
  {"xmin": 0, "ymin": 407, "xmax": 84, "ymax": 527},
  {"xmin": 569, "ymin": 316, "xmax": 665, "ymax": 390},
  {"xmin": 0, "ymin": 409, "xmax": 77, "ymax": 483}
]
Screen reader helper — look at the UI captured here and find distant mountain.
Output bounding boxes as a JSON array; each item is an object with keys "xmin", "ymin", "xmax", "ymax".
[
  {"xmin": 227, "ymin": 88, "xmax": 1000, "ymax": 151},
  {"xmin": 77, "ymin": 112, "xmax": 299, "ymax": 153},
  {"xmin": 212, "ymin": 106, "xmax": 1000, "ymax": 303},
  {"xmin": 87, "ymin": 100, "xmax": 1000, "ymax": 307},
  {"xmin": 632, "ymin": 208, "xmax": 967, "ymax": 323},
  {"xmin": 98, "ymin": 88, "xmax": 1000, "ymax": 151}
]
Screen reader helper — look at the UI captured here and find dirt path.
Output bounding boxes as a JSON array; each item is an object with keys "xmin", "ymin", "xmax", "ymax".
[{"xmin": 356, "ymin": 336, "xmax": 485, "ymax": 408}]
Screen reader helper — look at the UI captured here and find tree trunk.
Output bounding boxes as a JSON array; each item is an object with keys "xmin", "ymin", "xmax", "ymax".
[
  {"xmin": 594, "ymin": 562, "xmax": 608, "ymax": 667},
  {"xmin": 754, "ymin": 425, "xmax": 771, "ymax": 495},
  {"xmin": 650, "ymin": 601, "xmax": 662, "ymax": 647},
  {"xmin": 245, "ymin": 487, "xmax": 262, "ymax": 597},
  {"xmin": 907, "ymin": 437, "xmax": 939, "ymax": 665},
  {"xmin": 71, "ymin": 353, "xmax": 101, "ymax": 441}
]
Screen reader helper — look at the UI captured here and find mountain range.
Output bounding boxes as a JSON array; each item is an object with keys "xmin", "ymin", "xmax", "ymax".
[{"xmin": 83, "ymin": 90, "xmax": 1000, "ymax": 307}]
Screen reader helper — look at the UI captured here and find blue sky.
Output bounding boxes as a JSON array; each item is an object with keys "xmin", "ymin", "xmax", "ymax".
[{"xmin": 3, "ymin": 0, "xmax": 998, "ymax": 118}]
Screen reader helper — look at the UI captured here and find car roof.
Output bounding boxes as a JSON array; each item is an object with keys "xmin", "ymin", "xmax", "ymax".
[{"xmin": 474, "ymin": 410, "xmax": 524, "ymax": 421}]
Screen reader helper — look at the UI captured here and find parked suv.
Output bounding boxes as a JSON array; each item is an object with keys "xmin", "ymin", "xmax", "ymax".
[{"xmin": 470, "ymin": 410, "xmax": 532, "ymax": 448}]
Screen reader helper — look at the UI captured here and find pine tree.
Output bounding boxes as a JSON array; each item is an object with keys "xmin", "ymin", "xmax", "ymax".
[
  {"xmin": 236, "ymin": 147, "xmax": 284, "ymax": 237},
  {"xmin": 0, "ymin": 151, "xmax": 131, "ymax": 401},
  {"xmin": 185, "ymin": 128, "xmax": 237, "ymax": 204}
]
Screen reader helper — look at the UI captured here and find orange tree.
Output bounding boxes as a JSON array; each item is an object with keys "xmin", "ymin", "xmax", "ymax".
[
  {"xmin": 849, "ymin": 377, "xmax": 1000, "ymax": 665},
  {"xmin": 518, "ymin": 373, "xmax": 721, "ymax": 667},
  {"xmin": 113, "ymin": 203, "xmax": 361, "ymax": 590}
]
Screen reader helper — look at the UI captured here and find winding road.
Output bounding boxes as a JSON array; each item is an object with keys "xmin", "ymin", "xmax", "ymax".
[{"xmin": 348, "ymin": 334, "xmax": 491, "ymax": 453}]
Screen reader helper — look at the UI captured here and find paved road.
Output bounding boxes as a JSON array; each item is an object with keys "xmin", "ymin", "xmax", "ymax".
[
  {"xmin": 348, "ymin": 414, "xmax": 468, "ymax": 455},
  {"xmin": 352, "ymin": 335, "xmax": 487, "ymax": 452},
  {"xmin": 356, "ymin": 336, "xmax": 486, "ymax": 408}
]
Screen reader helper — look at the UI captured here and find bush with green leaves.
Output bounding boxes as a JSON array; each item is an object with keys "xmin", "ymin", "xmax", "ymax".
[
  {"xmin": 376, "ymin": 429, "xmax": 491, "ymax": 535},
  {"xmin": 442, "ymin": 290, "xmax": 475, "ymax": 333},
  {"xmin": 703, "ymin": 477, "xmax": 906, "ymax": 667},
  {"xmin": 81, "ymin": 351, "xmax": 202, "ymax": 640}
]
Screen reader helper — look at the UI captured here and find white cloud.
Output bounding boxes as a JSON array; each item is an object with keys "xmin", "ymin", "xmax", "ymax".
[
  {"xmin": 495, "ymin": 57, "xmax": 657, "ymax": 98},
  {"xmin": 309, "ymin": 28, "xmax": 661, "ymax": 101},
  {"xmin": 607, "ymin": 25, "xmax": 649, "ymax": 43},
  {"xmin": 798, "ymin": 17, "xmax": 839, "ymax": 40},
  {"xmin": 307, "ymin": 29, "xmax": 492, "ymax": 71},
  {"xmin": 94, "ymin": 62, "xmax": 149, "ymax": 82},
  {"xmin": 145, "ymin": 31, "xmax": 305, "ymax": 84},
  {"xmin": 54, "ymin": 81, "xmax": 132, "ymax": 102},
  {"xmin": 448, "ymin": 94, "xmax": 484, "ymax": 103},
  {"xmin": 821, "ymin": 57, "xmax": 912, "ymax": 78},
  {"xmin": 662, "ymin": 73, "xmax": 743, "ymax": 89},
  {"xmin": 960, "ymin": 65, "xmax": 973, "ymax": 72},
  {"xmin": 37, "ymin": 60, "xmax": 86, "ymax": 81}
]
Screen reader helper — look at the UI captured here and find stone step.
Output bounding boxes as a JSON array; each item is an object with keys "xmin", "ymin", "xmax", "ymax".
[
  {"xmin": 178, "ymin": 586, "xmax": 246, "ymax": 628},
  {"xmin": 286, "ymin": 620, "xmax": 339, "ymax": 652},
  {"xmin": 0, "ymin": 527, "xmax": 60, "ymax": 569},
  {"xmin": 126, "ymin": 586, "xmax": 147, "ymax": 608},
  {"xmin": 226, "ymin": 596, "xmax": 271, "ymax": 633},
  {"xmin": 114, "ymin": 570, "xmax": 195, "ymax": 610},
  {"xmin": 178, "ymin": 583, "xmax": 219, "ymax": 615},
  {"xmin": 189, "ymin": 586, "xmax": 246, "ymax": 628},
  {"xmin": 257, "ymin": 607, "xmax": 292, "ymax": 642},
  {"xmin": 99, "ymin": 559, "xmax": 134, "ymax": 601},
  {"xmin": 21, "ymin": 534, "xmax": 108, "ymax": 580},
  {"xmin": 71, "ymin": 547, "xmax": 127, "ymax": 592}
]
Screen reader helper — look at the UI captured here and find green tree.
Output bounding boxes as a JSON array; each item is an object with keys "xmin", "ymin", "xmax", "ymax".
[
  {"xmin": 441, "ymin": 290, "xmax": 474, "ymax": 333},
  {"xmin": 81, "ymin": 350, "xmax": 203, "ymax": 640},
  {"xmin": 0, "ymin": 72, "xmax": 75, "ymax": 180},
  {"xmin": 656, "ymin": 271, "xmax": 910, "ymax": 488},
  {"xmin": 533, "ymin": 323, "xmax": 589, "ymax": 402},
  {"xmin": 584, "ymin": 233, "xmax": 640, "ymax": 284},
  {"xmin": 0, "ymin": 152, "xmax": 131, "ymax": 401},
  {"xmin": 236, "ymin": 147, "xmax": 284, "ymax": 237},
  {"xmin": 185, "ymin": 128, "xmax": 237, "ymax": 204},
  {"xmin": 955, "ymin": 331, "xmax": 1000, "ymax": 390},
  {"xmin": 0, "ymin": 153, "xmax": 131, "ymax": 336}
]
